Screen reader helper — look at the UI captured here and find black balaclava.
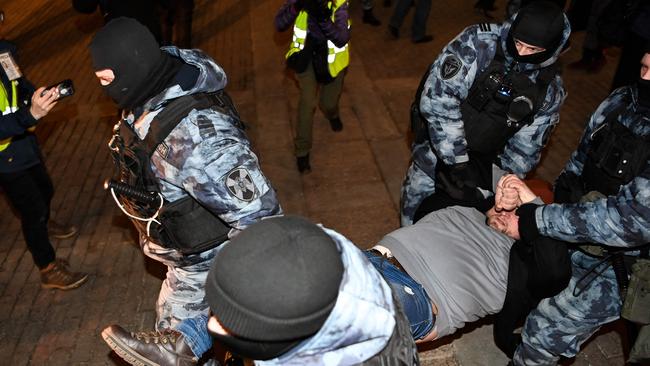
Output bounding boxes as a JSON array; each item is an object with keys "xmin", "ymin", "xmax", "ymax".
[
  {"xmin": 89, "ymin": 17, "xmax": 182, "ymax": 110},
  {"xmin": 205, "ymin": 216, "xmax": 344, "ymax": 360},
  {"xmin": 506, "ymin": 1, "xmax": 565, "ymax": 64}
]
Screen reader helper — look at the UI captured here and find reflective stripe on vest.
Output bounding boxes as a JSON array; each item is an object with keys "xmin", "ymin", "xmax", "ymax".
[
  {"xmin": 285, "ymin": 0, "xmax": 350, "ymax": 77},
  {"xmin": 0, "ymin": 80, "xmax": 19, "ymax": 152}
]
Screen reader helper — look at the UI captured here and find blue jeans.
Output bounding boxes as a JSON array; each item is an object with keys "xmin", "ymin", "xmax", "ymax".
[
  {"xmin": 175, "ymin": 314, "xmax": 212, "ymax": 357},
  {"xmin": 365, "ymin": 251, "xmax": 434, "ymax": 339}
]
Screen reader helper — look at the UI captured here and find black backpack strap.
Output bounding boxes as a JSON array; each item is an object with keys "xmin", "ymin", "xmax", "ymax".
[{"xmin": 143, "ymin": 91, "xmax": 243, "ymax": 158}]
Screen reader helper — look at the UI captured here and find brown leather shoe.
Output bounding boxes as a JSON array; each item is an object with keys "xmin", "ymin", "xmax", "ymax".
[
  {"xmin": 101, "ymin": 325, "xmax": 198, "ymax": 366},
  {"xmin": 40, "ymin": 258, "xmax": 88, "ymax": 290},
  {"xmin": 48, "ymin": 220, "xmax": 78, "ymax": 239}
]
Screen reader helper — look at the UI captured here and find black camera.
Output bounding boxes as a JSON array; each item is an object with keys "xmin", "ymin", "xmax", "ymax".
[{"xmin": 41, "ymin": 79, "xmax": 75, "ymax": 101}]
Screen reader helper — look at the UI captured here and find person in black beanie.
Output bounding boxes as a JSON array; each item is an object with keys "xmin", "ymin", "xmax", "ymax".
[
  {"xmin": 493, "ymin": 51, "xmax": 650, "ymax": 363},
  {"xmin": 91, "ymin": 17, "xmax": 282, "ymax": 366},
  {"xmin": 203, "ymin": 215, "xmax": 419, "ymax": 365}
]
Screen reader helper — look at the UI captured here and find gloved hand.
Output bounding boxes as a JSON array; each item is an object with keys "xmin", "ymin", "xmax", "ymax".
[
  {"xmin": 448, "ymin": 162, "xmax": 479, "ymax": 190},
  {"xmin": 436, "ymin": 162, "xmax": 483, "ymax": 203},
  {"xmin": 304, "ymin": 0, "xmax": 331, "ymax": 21},
  {"xmin": 515, "ymin": 203, "xmax": 540, "ymax": 243},
  {"xmin": 553, "ymin": 171, "xmax": 584, "ymax": 204}
]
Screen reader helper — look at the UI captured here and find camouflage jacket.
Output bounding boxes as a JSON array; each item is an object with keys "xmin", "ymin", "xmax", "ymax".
[
  {"xmin": 537, "ymin": 86, "xmax": 650, "ymax": 247},
  {"xmin": 415, "ymin": 14, "xmax": 570, "ymax": 176},
  {"xmin": 123, "ymin": 47, "xmax": 282, "ymax": 234}
]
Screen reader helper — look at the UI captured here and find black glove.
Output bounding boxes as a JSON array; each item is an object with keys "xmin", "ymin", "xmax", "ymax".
[
  {"xmin": 448, "ymin": 162, "xmax": 480, "ymax": 189},
  {"xmin": 304, "ymin": 0, "xmax": 331, "ymax": 21},
  {"xmin": 436, "ymin": 162, "xmax": 483, "ymax": 203},
  {"xmin": 553, "ymin": 171, "xmax": 584, "ymax": 204},
  {"xmin": 516, "ymin": 203, "xmax": 540, "ymax": 243}
]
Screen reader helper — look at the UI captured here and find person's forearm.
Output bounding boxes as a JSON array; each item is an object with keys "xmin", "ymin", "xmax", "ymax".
[{"xmin": 0, "ymin": 108, "xmax": 38, "ymax": 140}]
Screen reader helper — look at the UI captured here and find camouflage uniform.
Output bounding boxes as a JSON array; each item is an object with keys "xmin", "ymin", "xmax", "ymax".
[
  {"xmin": 513, "ymin": 85, "xmax": 650, "ymax": 365},
  {"xmin": 400, "ymin": 15, "xmax": 570, "ymax": 226},
  {"xmin": 117, "ymin": 47, "xmax": 282, "ymax": 330}
]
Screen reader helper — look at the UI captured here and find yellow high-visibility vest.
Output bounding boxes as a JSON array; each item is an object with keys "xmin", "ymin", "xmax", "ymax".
[
  {"xmin": 285, "ymin": 0, "xmax": 350, "ymax": 78},
  {"xmin": 0, "ymin": 80, "xmax": 19, "ymax": 152}
]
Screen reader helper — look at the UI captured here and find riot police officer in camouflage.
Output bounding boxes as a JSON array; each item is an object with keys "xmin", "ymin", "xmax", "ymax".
[
  {"xmin": 494, "ymin": 51, "xmax": 650, "ymax": 365},
  {"xmin": 87, "ymin": 18, "xmax": 282, "ymax": 366},
  {"xmin": 401, "ymin": 1, "xmax": 570, "ymax": 226}
]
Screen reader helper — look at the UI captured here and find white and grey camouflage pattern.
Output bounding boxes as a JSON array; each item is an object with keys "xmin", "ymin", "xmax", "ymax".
[
  {"xmin": 400, "ymin": 12, "xmax": 571, "ymax": 226},
  {"xmin": 535, "ymin": 85, "xmax": 650, "ymax": 246},
  {"xmin": 514, "ymin": 85, "xmax": 650, "ymax": 365},
  {"xmin": 119, "ymin": 47, "xmax": 282, "ymax": 329},
  {"xmin": 513, "ymin": 251, "xmax": 621, "ymax": 366}
]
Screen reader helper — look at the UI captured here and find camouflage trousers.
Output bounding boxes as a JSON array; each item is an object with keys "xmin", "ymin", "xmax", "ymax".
[
  {"xmin": 400, "ymin": 162, "xmax": 437, "ymax": 226},
  {"xmin": 513, "ymin": 251, "xmax": 622, "ymax": 365},
  {"xmin": 140, "ymin": 235, "xmax": 223, "ymax": 330}
]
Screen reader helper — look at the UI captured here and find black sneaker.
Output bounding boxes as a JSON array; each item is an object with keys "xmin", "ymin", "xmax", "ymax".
[
  {"xmin": 297, "ymin": 154, "xmax": 311, "ymax": 174},
  {"xmin": 329, "ymin": 117, "xmax": 343, "ymax": 132}
]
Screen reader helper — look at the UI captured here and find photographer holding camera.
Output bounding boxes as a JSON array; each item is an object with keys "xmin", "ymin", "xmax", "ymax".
[
  {"xmin": 401, "ymin": 1, "xmax": 570, "ymax": 226},
  {"xmin": 0, "ymin": 11, "xmax": 87, "ymax": 290}
]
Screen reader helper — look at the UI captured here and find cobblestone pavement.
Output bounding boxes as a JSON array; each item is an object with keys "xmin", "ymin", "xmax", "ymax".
[{"xmin": 0, "ymin": 0, "xmax": 634, "ymax": 365}]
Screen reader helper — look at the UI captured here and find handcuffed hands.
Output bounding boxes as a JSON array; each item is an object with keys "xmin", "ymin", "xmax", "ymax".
[{"xmin": 30, "ymin": 86, "xmax": 59, "ymax": 120}]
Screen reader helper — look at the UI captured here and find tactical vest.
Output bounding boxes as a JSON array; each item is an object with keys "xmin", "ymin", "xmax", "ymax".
[
  {"xmin": 573, "ymin": 101, "xmax": 650, "ymax": 311},
  {"xmin": 461, "ymin": 43, "xmax": 557, "ymax": 159},
  {"xmin": 285, "ymin": 0, "xmax": 350, "ymax": 78},
  {"xmin": 580, "ymin": 105, "xmax": 650, "ymax": 196},
  {"xmin": 359, "ymin": 290, "xmax": 420, "ymax": 366},
  {"xmin": 108, "ymin": 91, "xmax": 242, "ymax": 255}
]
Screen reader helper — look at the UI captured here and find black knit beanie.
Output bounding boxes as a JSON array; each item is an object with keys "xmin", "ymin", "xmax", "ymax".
[
  {"xmin": 205, "ymin": 216, "xmax": 344, "ymax": 357},
  {"xmin": 507, "ymin": 1, "xmax": 566, "ymax": 64}
]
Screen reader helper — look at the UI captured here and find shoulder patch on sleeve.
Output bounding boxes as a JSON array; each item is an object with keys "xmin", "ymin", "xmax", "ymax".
[
  {"xmin": 478, "ymin": 23, "xmax": 492, "ymax": 32},
  {"xmin": 224, "ymin": 168, "xmax": 257, "ymax": 202},
  {"xmin": 440, "ymin": 55, "xmax": 462, "ymax": 80},
  {"xmin": 156, "ymin": 142, "xmax": 170, "ymax": 159}
]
